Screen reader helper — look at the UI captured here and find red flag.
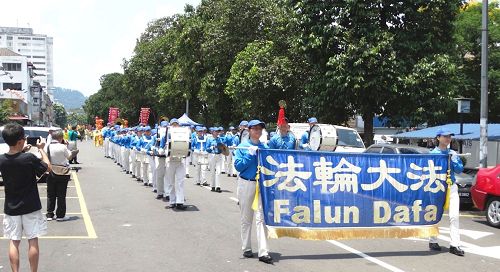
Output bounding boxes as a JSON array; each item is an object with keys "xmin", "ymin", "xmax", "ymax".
[{"xmin": 277, "ymin": 100, "xmax": 286, "ymax": 125}]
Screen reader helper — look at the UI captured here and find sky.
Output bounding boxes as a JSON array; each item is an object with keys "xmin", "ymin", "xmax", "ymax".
[{"xmin": 0, "ymin": 0, "xmax": 201, "ymax": 96}]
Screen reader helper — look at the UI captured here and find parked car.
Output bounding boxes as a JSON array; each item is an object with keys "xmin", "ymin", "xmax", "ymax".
[
  {"xmin": 0, "ymin": 126, "xmax": 56, "ymax": 181},
  {"xmin": 364, "ymin": 143, "xmax": 431, "ymax": 154},
  {"xmin": 365, "ymin": 143, "xmax": 475, "ymax": 205},
  {"xmin": 471, "ymin": 165, "xmax": 500, "ymax": 228}
]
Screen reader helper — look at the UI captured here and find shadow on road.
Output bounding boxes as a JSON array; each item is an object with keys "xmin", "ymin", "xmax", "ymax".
[{"xmin": 275, "ymin": 250, "xmax": 443, "ymax": 262}]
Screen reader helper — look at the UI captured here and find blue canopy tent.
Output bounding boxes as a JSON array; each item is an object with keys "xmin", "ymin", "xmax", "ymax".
[
  {"xmin": 392, "ymin": 123, "xmax": 500, "ymax": 141},
  {"xmin": 177, "ymin": 113, "xmax": 201, "ymax": 127}
]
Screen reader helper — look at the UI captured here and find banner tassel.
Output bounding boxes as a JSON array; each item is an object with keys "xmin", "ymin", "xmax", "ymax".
[{"xmin": 443, "ymin": 155, "xmax": 452, "ymax": 210}]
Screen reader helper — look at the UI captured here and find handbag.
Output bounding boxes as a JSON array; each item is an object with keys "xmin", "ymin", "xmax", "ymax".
[{"xmin": 47, "ymin": 144, "xmax": 71, "ymax": 176}]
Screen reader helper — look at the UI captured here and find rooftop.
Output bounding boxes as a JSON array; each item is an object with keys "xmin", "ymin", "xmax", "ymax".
[{"xmin": 0, "ymin": 48, "xmax": 22, "ymax": 57}]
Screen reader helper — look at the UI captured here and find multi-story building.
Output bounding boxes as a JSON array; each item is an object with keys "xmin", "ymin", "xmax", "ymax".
[
  {"xmin": 0, "ymin": 26, "xmax": 54, "ymax": 100},
  {"xmin": 1, "ymin": 47, "xmax": 53, "ymax": 126}
]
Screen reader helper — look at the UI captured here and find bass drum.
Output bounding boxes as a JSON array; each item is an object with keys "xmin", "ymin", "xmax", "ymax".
[
  {"xmin": 239, "ymin": 129, "xmax": 250, "ymax": 144},
  {"xmin": 168, "ymin": 127, "xmax": 191, "ymax": 158},
  {"xmin": 308, "ymin": 124, "xmax": 338, "ymax": 151}
]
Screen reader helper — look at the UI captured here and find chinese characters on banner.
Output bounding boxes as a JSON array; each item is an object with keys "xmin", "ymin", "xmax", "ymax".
[
  {"xmin": 108, "ymin": 107, "xmax": 120, "ymax": 124},
  {"xmin": 139, "ymin": 108, "xmax": 151, "ymax": 125},
  {"xmin": 257, "ymin": 149, "xmax": 449, "ymax": 240}
]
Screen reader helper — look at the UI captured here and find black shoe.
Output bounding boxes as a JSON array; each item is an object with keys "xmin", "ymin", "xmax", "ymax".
[
  {"xmin": 221, "ymin": 172, "xmax": 226, "ymax": 174},
  {"xmin": 169, "ymin": 204, "xmax": 176, "ymax": 209},
  {"xmin": 156, "ymin": 195, "xmax": 163, "ymax": 200},
  {"xmin": 196, "ymin": 182, "xmax": 201, "ymax": 185},
  {"xmin": 216, "ymin": 187, "xmax": 222, "ymax": 193},
  {"xmin": 227, "ymin": 174, "xmax": 231, "ymax": 177},
  {"xmin": 153, "ymin": 189, "xmax": 157, "ymax": 193},
  {"xmin": 185, "ymin": 174, "xmax": 189, "ymax": 178},
  {"xmin": 243, "ymin": 250, "xmax": 253, "ymax": 258},
  {"xmin": 132, "ymin": 175, "xmax": 136, "ymax": 178},
  {"xmin": 164, "ymin": 196, "xmax": 170, "ymax": 202},
  {"xmin": 202, "ymin": 182, "xmax": 209, "ymax": 186},
  {"xmin": 176, "ymin": 204, "xmax": 187, "ymax": 210},
  {"xmin": 429, "ymin": 243, "xmax": 441, "ymax": 251},
  {"xmin": 233, "ymin": 174, "xmax": 237, "ymax": 177},
  {"xmin": 259, "ymin": 255, "xmax": 273, "ymax": 264},
  {"xmin": 148, "ymin": 184, "xmax": 153, "ymax": 187},
  {"xmin": 449, "ymin": 246, "xmax": 465, "ymax": 256},
  {"xmin": 211, "ymin": 187, "xmax": 216, "ymax": 192}
]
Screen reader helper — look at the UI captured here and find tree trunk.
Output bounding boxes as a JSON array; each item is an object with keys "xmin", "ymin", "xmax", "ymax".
[{"xmin": 363, "ymin": 112, "xmax": 374, "ymax": 147}]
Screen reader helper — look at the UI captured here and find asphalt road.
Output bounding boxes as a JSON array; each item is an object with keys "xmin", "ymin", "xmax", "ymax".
[{"xmin": 1, "ymin": 141, "xmax": 499, "ymax": 272}]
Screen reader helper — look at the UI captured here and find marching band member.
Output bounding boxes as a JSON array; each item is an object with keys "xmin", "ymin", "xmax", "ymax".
[
  {"xmin": 429, "ymin": 129, "xmax": 465, "ymax": 256},
  {"xmin": 129, "ymin": 127, "xmax": 140, "ymax": 179},
  {"xmin": 207, "ymin": 127, "xmax": 225, "ymax": 193},
  {"xmin": 102, "ymin": 123, "xmax": 112, "ymax": 157},
  {"xmin": 225, "ymin": 126, "xmax": 238, "ymax": 177},
  {"xmin": 165, "ymin": 119, "xmax": 187, "ymax": 210},
  {"xmin": 155, "ymin": 121, "xmax": 169, "ymax": 200},
  {"xmin": 121, "ymin": 129, "xmax": 131, "ymax": 173},
  {"xmin": 218, "ymin": 127, "xmax": 226, "ymax": 174},
  {"xmin": 146, "ymin": 129, "xmax": 158, "ymax": 188},
  {"xmin": 185, "ymin": 125, "xmax": 196, "ymax": 178},
  {"xmin": 300, "ymin": 117, "xmax": 317, "ymax": 150},
  {"xmin": 140, "ymin": 126, "xmax": 153, "ymax": 186},
  {"xmin": 233, "ymin": 119, "xmax": 273, "ymax": 264},
  {"xmin": 192, "ymin": 126, "xmax": 208, "ymax": 186},
  {"xmin": 268, "ymin": 117, "xmax": 296, "ymax": 150}
]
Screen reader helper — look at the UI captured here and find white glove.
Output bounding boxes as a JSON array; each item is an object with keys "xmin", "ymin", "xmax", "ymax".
[
  {"xmin": 451, "ymin": 153, "xmax": 459, "ymax": 163},
  {"xmin": 158, "ymin": 148, "xmax": 165, "ymax": 155},
  {"xmin": 248, "ymin": 146, "xmax": 258, "ymax": 156},
  {"xmin": 302, "ymin": 143, "xmax": 309, "ymax": 149}
]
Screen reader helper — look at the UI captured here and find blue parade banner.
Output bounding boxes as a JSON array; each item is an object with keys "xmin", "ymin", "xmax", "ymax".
[{"xmin": 257, "ymin": 149, "xmax": 449, "ymax": 240}]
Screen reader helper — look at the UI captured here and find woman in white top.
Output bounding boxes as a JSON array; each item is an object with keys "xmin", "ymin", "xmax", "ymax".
[{"xmin": 46, "ymin": 130, "xmax": 76, "ymax": 221}]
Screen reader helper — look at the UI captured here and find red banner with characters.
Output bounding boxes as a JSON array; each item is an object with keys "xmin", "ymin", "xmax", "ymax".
[
  {"xmin": 108, "ymin": 107, "xmax": 120, "ymax": 124},
  {"xmin": 139, "ymin": 108, "xmax": 151, "ymax": 125}
]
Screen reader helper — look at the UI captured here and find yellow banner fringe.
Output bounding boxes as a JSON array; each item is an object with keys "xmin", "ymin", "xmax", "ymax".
[{"xmin": 267, "ymin": 225, "xmax": 439, "ymax": 240}]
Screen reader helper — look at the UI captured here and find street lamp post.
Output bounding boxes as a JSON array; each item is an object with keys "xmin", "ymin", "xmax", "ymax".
[
  {"xmin": 479, "ymin": 0, "xmax": 489, "ymax": 167},
  {"xmin": 454, "ymin": 97, "xmax": 473, "ymax": 153}
]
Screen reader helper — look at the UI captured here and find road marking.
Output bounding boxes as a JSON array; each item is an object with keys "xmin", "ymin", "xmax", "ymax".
[
  {"xmin": 442, "ymin": 213, "xmax": 484, "ymax": 218},
  {"xmin": 439, "ymin": 227, "xmax": 493, "ymax": 240},
  {"xmin": 0, "ymin": 197, "xmax": 79, "ymax": 200},
  {"xmin": 72, "ymin": 171, "xmax": 97, "ymax": 239},
  {"xmin": 437, "ymin": 234, "xmax": 500, "ymax": 260},
  {"xmin": 328, "ymin": 240, "xmax": 405, "ymax": 272},
  {"xmin": 0, "ymin": 185, "xmax": 76, "ymax": 190},
  {"xmin": 229, "ymin": 197, "xmax": 239, "ymax": 203}
]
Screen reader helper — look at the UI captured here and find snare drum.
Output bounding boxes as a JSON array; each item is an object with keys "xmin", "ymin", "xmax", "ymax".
[
  {"xmin": 308, "ymin": 124, "xmax": 338, "ymax": 151},
  {"xmin": 168, "ymin": 127, "xmax": 191, "ymax": 158}
]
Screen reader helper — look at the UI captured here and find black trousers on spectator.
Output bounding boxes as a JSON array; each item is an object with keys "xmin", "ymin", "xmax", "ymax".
[{"xmin": 46, "ymin": 174, "xmax": 70, "ymax": 218}]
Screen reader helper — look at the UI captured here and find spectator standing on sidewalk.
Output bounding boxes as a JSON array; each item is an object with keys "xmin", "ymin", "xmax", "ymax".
[
  {"xmin": 46, "ymin": 130, "xmax": 78, "ymax": 222},
  {"xmin": 0, "ymin": 123, "xmax": 51, "ymax": 272}
]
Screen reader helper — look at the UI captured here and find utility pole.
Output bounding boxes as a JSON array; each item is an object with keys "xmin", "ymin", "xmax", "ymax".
[
  {"xmin": 186, "ymin": 99, "xmax": 189, "ymax": 116},
  {"xmin": 479, "ymin": 0, "xmax": 489, "ymax": 168}
]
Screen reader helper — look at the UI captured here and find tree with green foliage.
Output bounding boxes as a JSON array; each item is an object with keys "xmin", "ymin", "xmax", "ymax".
[
  {"xmin": 289, "ymin": 0, "xmax": 463, "ymax": 145},
  {"xmin": 453, "ymin": 1, "xmax": 500, "ymax": 123},
  {"xmin": 53, "ymin": 103, "xmax": 67, "ymax": 128},
  {"xmin": 0, "ymin": 100, "xmax": 14, "ymax": 125}
]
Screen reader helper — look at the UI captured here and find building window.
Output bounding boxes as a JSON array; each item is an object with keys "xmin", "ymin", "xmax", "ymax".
[
  {"xmin": 17, "ymin": 37, "xmax": 31, "ymax": 40},
  {"xmin": 35, "ymin": 68, "xmax": 46, "ymax": 71},
  {"xmin": 32, "ymin": 37, "xmax": 45, "ymax": 41},
  {"xmin": 2, "ymin": 63, "xmax": 22, "ymax": 71},
  {"xmin": 33, "ymin": 56, "xmax": 45, "ymax": 59},
  {"xmin": 3, "ymin": 83, "xmax": 22, "ymax": 90},
  {"xmin": 33, "ymin": 62, "xmax": 46, "ymax": 65},
  {"xmin": 33, "ymin": 98, "xmax": 38, "ymax": 104},
  {"xmin": 7, "ymin": 36, "xmax": 13, "ymax": 40}
]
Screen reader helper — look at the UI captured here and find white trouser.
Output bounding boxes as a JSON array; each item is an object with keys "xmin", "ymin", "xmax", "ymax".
[
  {"xmin": 167, "ymin": 159, "xmax": 186, "ymax": 204},
  {"xmin": 149, "ymin": 155, "xmax": 156, "ymax": 189},
  {"xmin": 104, "ymin": 138, "xmax": 110, "ymax": 156},
  {"xmin": 141, "ymin": 153, "xmax": 149, "ymax": 184},
  {"xmin": 209, "ymin": 153, "xmax": 222, "ymax": 188},
  {"xmin": 226, "ymin": 152, "xmax": 236, "ymax": 176},
  {"xmin": 122, "ymin": 147, "xmax": 130, "ymax": 171},
  {"xmin": 155, "ymin": 157, "xmax": 167, "ymax": 196},
  {"xmin": 430, "ymin": 183, "xmax": 460, "ymax": 247},
  {"xmin": 185, "ymin": 152, "xmax": 191, "ymax": 177},
  {"xmin": 237, "ymin": 178, "xmax": 269, "ymax": 257},
  {"xmin": 134, "ymin": 151, "xmax": 142, "ymax": 178},
  {"xmin": 129, "ymin": 149, "xmax": 135, "ymax": 174},
  {"xmin": 192, "ymin": 152, "xmax": 208, "ymax": 184}
]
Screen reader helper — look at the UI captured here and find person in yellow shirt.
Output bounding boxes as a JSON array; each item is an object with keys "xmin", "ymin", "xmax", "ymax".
[{"xmin": 63, "ymin": 128, "xmax": 69, "ymax": 141}]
